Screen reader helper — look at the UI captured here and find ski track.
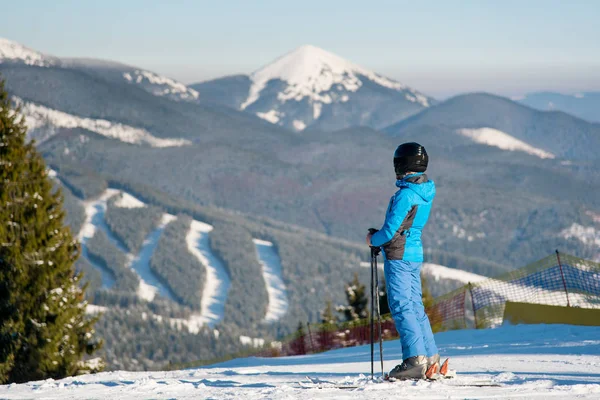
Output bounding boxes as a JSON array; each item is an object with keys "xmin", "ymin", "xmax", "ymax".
[
  {"xmin": 78, "ymin": 189, "xmax": 177, "ymax": 302},
  {"xmin": 185, "ymin": 220, "xmax": 231, "ymax": 328},
  {"xmin": 253, "ymin": 239, "xmax": 289, "ymax": 322},
  {"xmin": 3, "ymin": 324, "xmax": 600, "ymax": 399},
  {"xmin": 129, "ymin": 213, "xmax": 179, "ymax": 302},
  {"xmin": 78, "ymin": 189, "xmax": 121, "ymax": 289}
]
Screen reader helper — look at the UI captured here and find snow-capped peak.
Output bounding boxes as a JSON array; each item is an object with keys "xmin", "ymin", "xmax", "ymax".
[
  {"xmin": 0, "ymin": 38, "xmax": 56, "ymax": 67},
  {"xmin": 242, "ymin": 45, "xmax": 429, "ymax": 111}
]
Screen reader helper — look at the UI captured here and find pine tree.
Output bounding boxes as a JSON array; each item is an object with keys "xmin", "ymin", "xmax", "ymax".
[
  {"xmin": 321, "ymin": 300, "xmax": 338, "ymax": 325},
  {"xmin": 0, "ymin": 79, "xmax": 102, "ymax": 384},
  {"xmin": 337, "ymin": 273, "xmax": 369, "ymax": 322}
]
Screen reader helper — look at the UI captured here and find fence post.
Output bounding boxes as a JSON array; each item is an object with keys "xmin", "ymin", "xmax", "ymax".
[
  {"xmin": 468, "ymin": 282, "xmax": 478, "ymax": 329},
  {"xmin": 555, "ymin": 249, "xmax": 571, "ymax": 307},
  {"xmin": 306, "ymin": 322, "xmax": 315, "ymax": 353}
]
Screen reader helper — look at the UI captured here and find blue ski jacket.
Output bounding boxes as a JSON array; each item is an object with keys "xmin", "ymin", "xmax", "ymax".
[{"xmin": 370, "ymin": 173, "xmax": 435, "ymax": 262}]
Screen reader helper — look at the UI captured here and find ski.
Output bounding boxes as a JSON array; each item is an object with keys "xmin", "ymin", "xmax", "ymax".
[{"xmin": 300, "ymin": 372, "xmax": 502, "ymax": 390}]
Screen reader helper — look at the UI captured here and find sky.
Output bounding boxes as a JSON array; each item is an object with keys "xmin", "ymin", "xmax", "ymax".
[{"xmin": 1, "ymin": 0, "xmax": 599, "ymax": 98}]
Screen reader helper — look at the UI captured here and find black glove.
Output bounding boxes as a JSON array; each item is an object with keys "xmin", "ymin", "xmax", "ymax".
[{"xmin": 368, "ymin": 228, "xmax": 381, "ymax": 256}]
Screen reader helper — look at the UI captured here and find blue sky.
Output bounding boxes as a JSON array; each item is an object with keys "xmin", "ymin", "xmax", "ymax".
[{"xmin": 1, "ymin": 0, "xmax": 598, "ymax": 97}]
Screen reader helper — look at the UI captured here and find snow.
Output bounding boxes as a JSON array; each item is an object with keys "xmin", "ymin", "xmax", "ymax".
[
  {"xmin": 78, "ymin": 190, "xmax": 178, "ymax": 302},
  {"xmin": 85, "ymin": 304, "xmax": 108, "ymax": 314},
  {"xmin": 242, "ymin": 45, "xmax": 414, "ymax": 110},
  {"xmin": 239, "ymin": 336, "xmax": 266, "ymax": 348},
  {"xmin": 3, "ymin": 324, "xmax": 600, "ymax": 399},
  {"xmin": 78, "ymin": 189, "xmax": 121, "ymax": 288},
  {"xmin": 15, "ymin": 97, "xmax": 191, "ymax": 148},
  {"xmin": 359, "ymin": 262, "xmax": 487, "ymax": 297},
  {"xmin": 185, "ymin": 220, "xmax": 232, "ymax": 328},
  {"xmin": 122, "ymin": 70, "xmax": 199, "ymax": 102},
  {"xmin": 456, "ymin": 127, "xmax": 555, "ymax": 159},
  {"xmin": 561, "ymin": 223, "xmax": 600, "ymax": 247},
  {"xmin": 255, "ymin": 109, "xmax": 281, "ymax": 124},
  {"xmin": 253, "ymin": 239, "xmax": 289, "ymax": 322},
  {"xmin": 113, "ymin": 193, "xmax": 146, "ymax": 209},
  {"xmin": 129, "ymin": 214, "xmax": 179, "ymax": 302},
  {"xmin": 292, "ymin": 120, "xmax": 306, "ymax": 131},
  {"xmin": 421, "ymin": 263, "xmax": 488, "ymax": 286},
  {"xmin": 0, "ymin": 37, "xmax": 55, "ymax": 66},
  {"xmin": 240, "ymin": 45, "xmax": 430, "ymax": 128}
]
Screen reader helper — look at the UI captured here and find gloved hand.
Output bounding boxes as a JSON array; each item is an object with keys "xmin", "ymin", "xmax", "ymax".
[{"xmin": 367, "ymin": 228, "xmax": 381, "ymax": 256}]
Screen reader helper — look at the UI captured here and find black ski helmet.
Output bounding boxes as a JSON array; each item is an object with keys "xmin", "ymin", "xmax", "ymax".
[{"xmin": 394, "ymin": 142, "xmax": 428, "ymax": 176}]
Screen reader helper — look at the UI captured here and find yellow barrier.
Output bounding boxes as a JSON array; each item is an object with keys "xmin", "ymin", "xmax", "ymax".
[{"xmin": 503, "ymin": 302, "xmax": 600, "ymax": 327}]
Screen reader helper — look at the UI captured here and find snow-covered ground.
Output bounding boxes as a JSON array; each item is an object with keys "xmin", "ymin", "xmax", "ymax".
[
  {"xmin": 185, "ymin": 220, "xmax": 231, "ymax": 328},
  {"xmin": 0, "ymin": 37, "xmax": 56, "ymax": 66},
  {"xmin": 77, "ymin": 189, "xmax": 177, "ymax": 301},
  {"xmin": 123, "ymin": 70, "xmax": 199, "ymax": 102},
  {"xmin": 253, "ymin": 239, "xmax": 289, "ymax": 322},
  {"xmin": 15, "ymin": 97, "xmax": 191, "ymax": 148},
  {"xmin": 3, "ymin": 323, "xmax": 599, "ymax": 399},
  {"xmin": 129, "ymin": 213, "xmax": 179, "ymax": 302},
  {"xmin": 78, "ymin": 189, "xmax": 122, "ymax": 288},
  {"xmin": 456, "ymin": 127, "xmax": 555, "ymax": 159}
]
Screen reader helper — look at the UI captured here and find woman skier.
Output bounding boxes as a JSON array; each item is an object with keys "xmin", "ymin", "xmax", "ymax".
[{"xmin": 366, "ymin": 142, "xmax": 443, "ymax": 380}]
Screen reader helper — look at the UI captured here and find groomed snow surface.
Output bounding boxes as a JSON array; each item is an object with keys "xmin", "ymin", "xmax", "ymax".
[
  {"xmin": 253, "ymin": 239, "xmax": 289, "ymax": 322},
  {"xmin": 3, "ymin": 323, "xmax": 599, "ymax": 399},
  {"xmin": 456, "ymin": 127, "xmax": 556, "ymax": 159},
  {"xmin": 185, "ymin": 220, "xmax": 232, "ymax": 328}
]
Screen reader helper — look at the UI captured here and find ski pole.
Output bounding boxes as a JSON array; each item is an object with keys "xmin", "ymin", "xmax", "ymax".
[
  {"xmin": 370, "ymin": 247, "xmax": 375, "ymax": 380},
  {"xmin": 374, "ymin": 251, "xmax": 384, "ymax": 379}
]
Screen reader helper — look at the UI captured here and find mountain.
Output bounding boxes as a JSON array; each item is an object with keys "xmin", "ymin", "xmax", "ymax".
[
  {"xmin": 385, "ymin": 93, "xmax": 600, "ymax": 161},
  {"xmin": 516, "ymin": 91, "xmax": 600, "ymax": 124},
  {"xmin": 192, "ymin": 45, "xmax": 434, "ymax": 131},
  {"xmin": 0, "ymin": 37, "xmax": 59, "ymax": 66},
  {"xmin": 3, "ymin": 37, "xmax": 600, "ymax": 371},
  {"xmin": 0, "ymin": 38, "xmax": 198, "ymax": 103}
]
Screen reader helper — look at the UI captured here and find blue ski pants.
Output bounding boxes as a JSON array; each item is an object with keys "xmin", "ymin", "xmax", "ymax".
[{"xmin": 384, "ymin": 259, "xmax": 438, "ymax": 359}]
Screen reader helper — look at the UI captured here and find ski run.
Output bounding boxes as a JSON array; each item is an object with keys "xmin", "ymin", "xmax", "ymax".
[
  {"xmin": 2, "ymin": 323, "xmax": 599, "ymax": 399},
  {"xmin": 77, "ymin": 188, "xmax": 290, "ymax": 331},
  {"xmin": 253, "ymin": 239, "xmax": 289, "ymax": 322}
]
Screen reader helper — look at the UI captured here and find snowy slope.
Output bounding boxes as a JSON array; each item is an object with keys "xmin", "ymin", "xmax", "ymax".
[
  {"xmin": 456, "ymin": 127, "xmax": 555, "ymax": 159},
  {"xmin": 185, "ymin": 220, "xmax": 232, "ymax": 328},
  {"xmin": 122, "ymin": 70, "xmax": 199, "ymax": 102},
  {"xmin": 78, "ymin": 190, "xmax": 178, "ymax": 302},
  {"xmin": 3, "ymin": 324, "xmax": 599, "ymax": 399},
  {"xmin": 198, "ymin": 45, "xmax": 433, "ymax": 132},
  {"xmin": 253, "ymin": 239, "xmax": 289, "ymax": 322},
  {"xmin": 15, "ymin": 97, "xmax": 191, "ymax": 147},
  {"xmin": 0, "ymin": 38, "xmax": 57, "ymax": 66},
  {"xmin": 1, "ymin": 37, "xmax": 198, "ymax": 103}
]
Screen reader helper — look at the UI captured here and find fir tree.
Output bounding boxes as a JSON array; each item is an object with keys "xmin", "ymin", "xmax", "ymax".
[
  {"xmin": 337, "ymin": 273, "xmax": 369, "ymax": 322},
  {"xmin": 0, "ymin": 79, "xmax": 102, "ymax": 384},
  {"xmin": 321, "ymin": 300, "xmax": 338, "ymax": 325}
]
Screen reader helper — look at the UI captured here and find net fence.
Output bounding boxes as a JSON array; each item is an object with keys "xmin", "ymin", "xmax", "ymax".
[
  {"xmin": 171, "ymin": 252, "xmax": 600, "ymax": 368},
  {"xmin": 258, "ymin": 252, "xmax": 600, "ymax": 357}
]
